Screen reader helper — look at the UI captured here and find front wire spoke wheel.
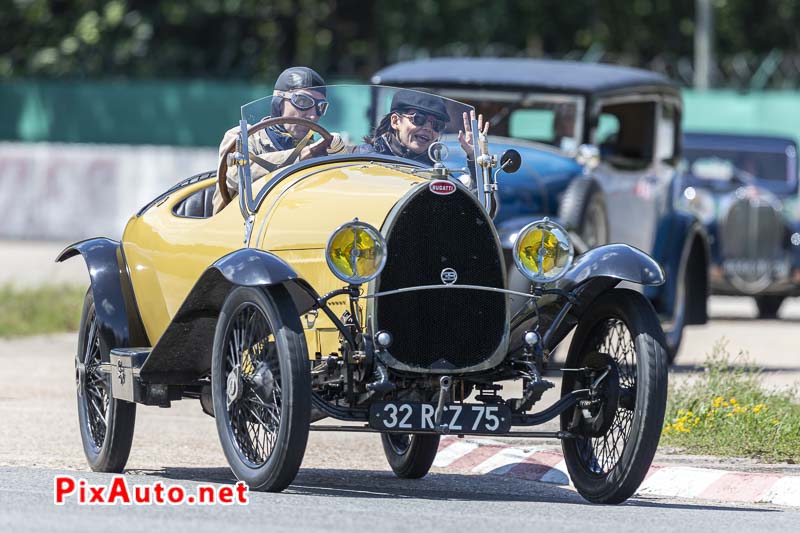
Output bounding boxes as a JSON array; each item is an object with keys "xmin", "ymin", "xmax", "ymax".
[
  {"xmin": 561, "ymin": 288, "xmax": 668, "ymax": 504},
  {"xmin": 576, "ymin": 319, "xmax": 635, "ymax": 475},
  {"xmin": 224, "ymin": 303, "xmax": 278, "ymax": 466},
  {"xmin": 212, "ymin": 286, "xmax": 310, "ymax": 492}
]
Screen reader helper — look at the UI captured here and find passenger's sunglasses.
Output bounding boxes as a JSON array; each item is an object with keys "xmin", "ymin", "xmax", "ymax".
[
  {"xmin": 400, "ymin": 111, "xmax": 446, "ymax": 133},
  {"xmin": 274, "ymin": 90, "xmax": 329, "ymax": 116}
]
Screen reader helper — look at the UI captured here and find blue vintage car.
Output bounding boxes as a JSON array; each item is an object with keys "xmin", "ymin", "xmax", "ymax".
[
  {"xmin": 373, "ymin": 58, "xmax": 710, "ymax": 359},
  {"xmin": 681, "ymin": 132, "xmax": 800, "ymax": 317}
]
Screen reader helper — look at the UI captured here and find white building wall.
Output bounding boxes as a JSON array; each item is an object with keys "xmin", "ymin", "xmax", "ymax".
[{"xmin": 0, "ymin": 142, "xmax": 217, "ymax": 240}]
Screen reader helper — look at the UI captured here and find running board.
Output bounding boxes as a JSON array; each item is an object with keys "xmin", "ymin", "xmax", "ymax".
[{"xmin": 105, "ymin": 348, "xmax": 181, "ymax": 407}]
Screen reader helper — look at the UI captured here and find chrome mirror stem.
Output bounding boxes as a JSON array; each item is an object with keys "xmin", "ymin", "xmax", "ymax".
[{"xmin": 472, "ymin": 117, "xmax": 497, "ymax": 214}]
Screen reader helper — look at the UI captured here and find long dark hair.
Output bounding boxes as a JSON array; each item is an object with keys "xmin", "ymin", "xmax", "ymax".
[{"xmin": 363, "ymin": 112, "xmax": 395, "ymax": 145}]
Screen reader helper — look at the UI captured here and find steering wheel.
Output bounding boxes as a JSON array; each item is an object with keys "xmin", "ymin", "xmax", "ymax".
[{"xmin": 217, "ymin": 116, "xmax": 333, "ymax": 207}]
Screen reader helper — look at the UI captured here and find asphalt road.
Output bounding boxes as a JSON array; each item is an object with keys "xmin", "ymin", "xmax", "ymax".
[
  {"xmin": 1, "ymin": 464, "xmax": 798, "ymax": 533},
  {"xmin": 1, "ymin": 240, "xmax": 800, "ymax": 530},
  {"xmin": 2, "ymin": 303, "xmax": 800, "ymax": 530}
]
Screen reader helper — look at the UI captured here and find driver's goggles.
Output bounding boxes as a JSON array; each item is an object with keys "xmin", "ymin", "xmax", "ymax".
[
  {"xmin": 401, "ymin": 112, "xmax": 446, "ymax": 133},
  {"xmin": 275, "ymin": 90, "xmax": 329, "ymax": 116}
]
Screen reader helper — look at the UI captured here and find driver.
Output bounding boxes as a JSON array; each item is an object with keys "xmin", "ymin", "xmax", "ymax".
[
  {"xmin": 357, "ymin": 90, "xmax": 488, "ymax": 169},
  {"xmin": 551, "ymin": 103, "xmax": 577, "ymax": 153},
  {"xmin": 212, "ymin": 66, "xmax": 345, "ymax": 214}
]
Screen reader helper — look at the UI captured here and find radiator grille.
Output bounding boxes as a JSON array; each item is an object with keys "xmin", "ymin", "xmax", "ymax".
[
  {"xmin": 721, "ymin": 199, "xmax": 783, "ymax": 261},
  {"xmin": 375, "ymin": 185, "xmax": 506, "ymax": 371}
]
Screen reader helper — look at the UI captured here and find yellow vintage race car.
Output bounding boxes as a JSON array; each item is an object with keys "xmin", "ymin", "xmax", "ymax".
[{"xmin": 59, "ymin": 85, "xmax": 668, "ymax": 504}]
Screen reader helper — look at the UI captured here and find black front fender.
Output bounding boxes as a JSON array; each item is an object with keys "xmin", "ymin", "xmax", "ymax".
[
  {"xmin": 138, "ymin": 248, "xmax": 317, "ymax": 384},
  {"xmin": 56, "ymin": 238, "xmax": 150, "ymax": 358},
  {"xmin": 510, "ymin": 243, "xmax": 665, "ymax": 353},
  {"xmin": 557, "ymin": 243, "xmax": 665, "ymax": 291}
]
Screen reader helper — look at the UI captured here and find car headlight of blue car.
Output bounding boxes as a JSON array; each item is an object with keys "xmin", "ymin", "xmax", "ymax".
[{"xmin": 680, "ymin": 186, "xmax": 717, "ymax": 224}]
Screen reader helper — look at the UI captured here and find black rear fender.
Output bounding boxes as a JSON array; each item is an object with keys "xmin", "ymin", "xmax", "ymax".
[
  {"xmin": 138, "ymin": 248, "xmax": 316, "ymax": 384},
  {"xmin": 56, "ymin": 238, "xmax": 149, "ymax": 359}
]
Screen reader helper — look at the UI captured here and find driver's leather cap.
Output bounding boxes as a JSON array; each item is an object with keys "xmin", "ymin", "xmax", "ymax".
[{"xmin": 274, "ymin": 66, "xmax": 326, "ymax": 95}]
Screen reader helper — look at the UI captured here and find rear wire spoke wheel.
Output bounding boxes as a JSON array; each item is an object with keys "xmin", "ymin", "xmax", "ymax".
[
  {"xmin": 381, "ymin": 432, "xmax": 440, "ymax": 479},
  {"xmin": 212, "ymin": 286, "xmax": 310, "ymax": 492},
  {"xmin": 561, "ymin": 288, "xmax": 668, "ymax": 504},
  {"xmin": 76, "ymin": 290, "xmax": 136, "ymax": 472}
]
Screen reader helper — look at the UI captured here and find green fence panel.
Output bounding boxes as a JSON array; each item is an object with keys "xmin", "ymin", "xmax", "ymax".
[
  {"xmin": 683, "ymin": 89, "xmax": 800, "ymax": 145},
  {"xmin": 0, "ymin": 80, "xmax": 272, "ymax": 147},
  {"xmin": 2, "ymin": 80, "xmax": 800, "ymax": 147}
]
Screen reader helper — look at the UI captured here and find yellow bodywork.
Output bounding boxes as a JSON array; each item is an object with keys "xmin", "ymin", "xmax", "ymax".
[{"xmin": 122, "ymin": 160, "xmax": 425, "ymax": 359}]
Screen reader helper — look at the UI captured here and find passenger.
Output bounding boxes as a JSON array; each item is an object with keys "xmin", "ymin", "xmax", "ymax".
[
  {"xmin": 357, "ymin": 90, "xmax": 488, "ymax": 168},
  {"xmin": 212, "ymin": 66, "xmax": 345, "ymax": 214}
]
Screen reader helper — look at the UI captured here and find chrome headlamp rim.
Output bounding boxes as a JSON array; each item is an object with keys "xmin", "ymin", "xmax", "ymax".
[
  {"xmin": 682, "ymin": 186, "xmax": 717, "ymax": 224},
  {"xmin": 512, "ymin": 217, "xmax": 574, "ymax": 284},
  {"xmin": 325, "ymin": 219, "xmax": 388, "ymax": 285}
]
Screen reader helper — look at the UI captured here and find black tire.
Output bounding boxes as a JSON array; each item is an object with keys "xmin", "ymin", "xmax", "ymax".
[
  {"xmin": 662, "ymin": 270, "xmax": 687, "ymax": 365},
  {"xmin": 381, "ymin": 433, "xmax": 440, "ymax": 479},
  {"xmin": 561, "ymin": 289, "xmax": 668, "ymax": 504},
  {"xmin": 755, "ymin": 295, "xmax": 784, "ymax": 319},
  {"xmin": 76, "ymin": 290, "xmax": 136, "ymax": 472},
  {"xmin": 212, "ymin": 285, "xmax": 310, "ymax": 492},
  {"xmin": 558, "ymin": 177, "xmax": 609, "ymax": 250}
]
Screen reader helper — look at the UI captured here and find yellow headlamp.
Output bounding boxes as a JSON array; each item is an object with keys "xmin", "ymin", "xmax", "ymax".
[
  {"xmin": 513, "ymin": 218, "xmax": 574, "ymax": 283},
  {"xmin": 325, "ymin": 220, "xmax": 387, "ymax": 284}
]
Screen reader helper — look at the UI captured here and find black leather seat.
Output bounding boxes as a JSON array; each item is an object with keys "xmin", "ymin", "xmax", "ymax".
[{"xmin": 174, "ymin": 185, "xmax": 216, "ymax": 218}]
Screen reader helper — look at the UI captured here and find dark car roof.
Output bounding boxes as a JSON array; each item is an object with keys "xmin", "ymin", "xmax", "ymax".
[
  {"xmin": 372, "ymin": 57, "xmax": 678, "ymax": 96},
  {"xmin": 684, "ymin": 132, "xmax": 797, "ymax": 152}
]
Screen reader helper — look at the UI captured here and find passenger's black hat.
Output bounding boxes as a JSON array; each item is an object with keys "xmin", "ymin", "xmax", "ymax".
[
  {"xmin": 390, "ymin": 90, "xmax": 449, "ymax": 123},
  {"xmin": 274, "ymin": 66, "xmax": 326, "ymax": 95}
]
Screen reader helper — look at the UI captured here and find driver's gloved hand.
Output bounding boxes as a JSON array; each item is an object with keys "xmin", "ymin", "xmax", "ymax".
[
  {"xmin": 326, "ymin": 133, "xmax": 346, "ymax": 155},
  {"xmin": 306, "ymin": 137, "xmax": 333, "ymax": 158}
]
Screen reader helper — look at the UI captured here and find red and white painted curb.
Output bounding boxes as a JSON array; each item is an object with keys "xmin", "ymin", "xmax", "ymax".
[{"xmin": 434, "ymin": 437, "xmax": 800, "ymax": 507}]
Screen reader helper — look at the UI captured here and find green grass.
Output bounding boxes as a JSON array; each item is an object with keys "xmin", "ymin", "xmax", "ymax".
[
  {"xmin": 0, "ymin": 284, "xmax": 86, "ymax": 337},
  {"xmin": 662, "ymin": 339, "xmax": 800, "ymax": 463}
]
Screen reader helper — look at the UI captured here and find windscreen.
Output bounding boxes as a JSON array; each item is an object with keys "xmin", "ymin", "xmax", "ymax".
[
  {"xmin": 683, "ymin": 147, "xmax": 795, "ymax": 187},
  {"xmin": 238, "ymin": 85, "xmax": 476, "ymax": 171}
]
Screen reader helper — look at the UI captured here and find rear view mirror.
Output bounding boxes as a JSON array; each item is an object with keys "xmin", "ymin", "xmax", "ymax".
[{"xmin": 499, "ymin": 149, "xmax": 522, "ymax": 174}]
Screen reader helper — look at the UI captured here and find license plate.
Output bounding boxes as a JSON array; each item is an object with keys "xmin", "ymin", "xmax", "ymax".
[{"xmin": 369, "ymin": 402, "xmax": 512, "ymax": 434}]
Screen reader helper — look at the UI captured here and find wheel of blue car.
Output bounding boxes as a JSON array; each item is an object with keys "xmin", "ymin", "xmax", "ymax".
[
  {"xmin": 662, "ymin": 271, "xmax": 687, "ymax": 364},
  {"xmin": 76, "ymin": 289, "xmax": 136, "ymax": 473},
  {"xmin": 212, "ymin": 285, "xmax": 311, "ymax": 492},
  {"xmin": 755, "ymin": 295, "xmax": 784, "ymax": 319},
  {"xmin": 558, "ymin": 177, "xmax": 609, "ymax": 250},
  {"xmin": 381, "ymin": 433, "xmax": 440, "ymax": 479},
  {"xmin": 560, "ymin": 288, "xmax": 668, "ymax": 504}
]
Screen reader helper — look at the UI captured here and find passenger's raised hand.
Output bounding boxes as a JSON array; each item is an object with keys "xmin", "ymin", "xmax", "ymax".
[{"xmin": 458, "ymin": 110, "xmax": 490, "ymax": 158}]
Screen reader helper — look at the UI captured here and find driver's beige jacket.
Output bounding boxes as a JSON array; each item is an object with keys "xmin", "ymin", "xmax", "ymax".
[{"xmin": 212, "ymin": 126, "xmax": 301, "ymax": 215}]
